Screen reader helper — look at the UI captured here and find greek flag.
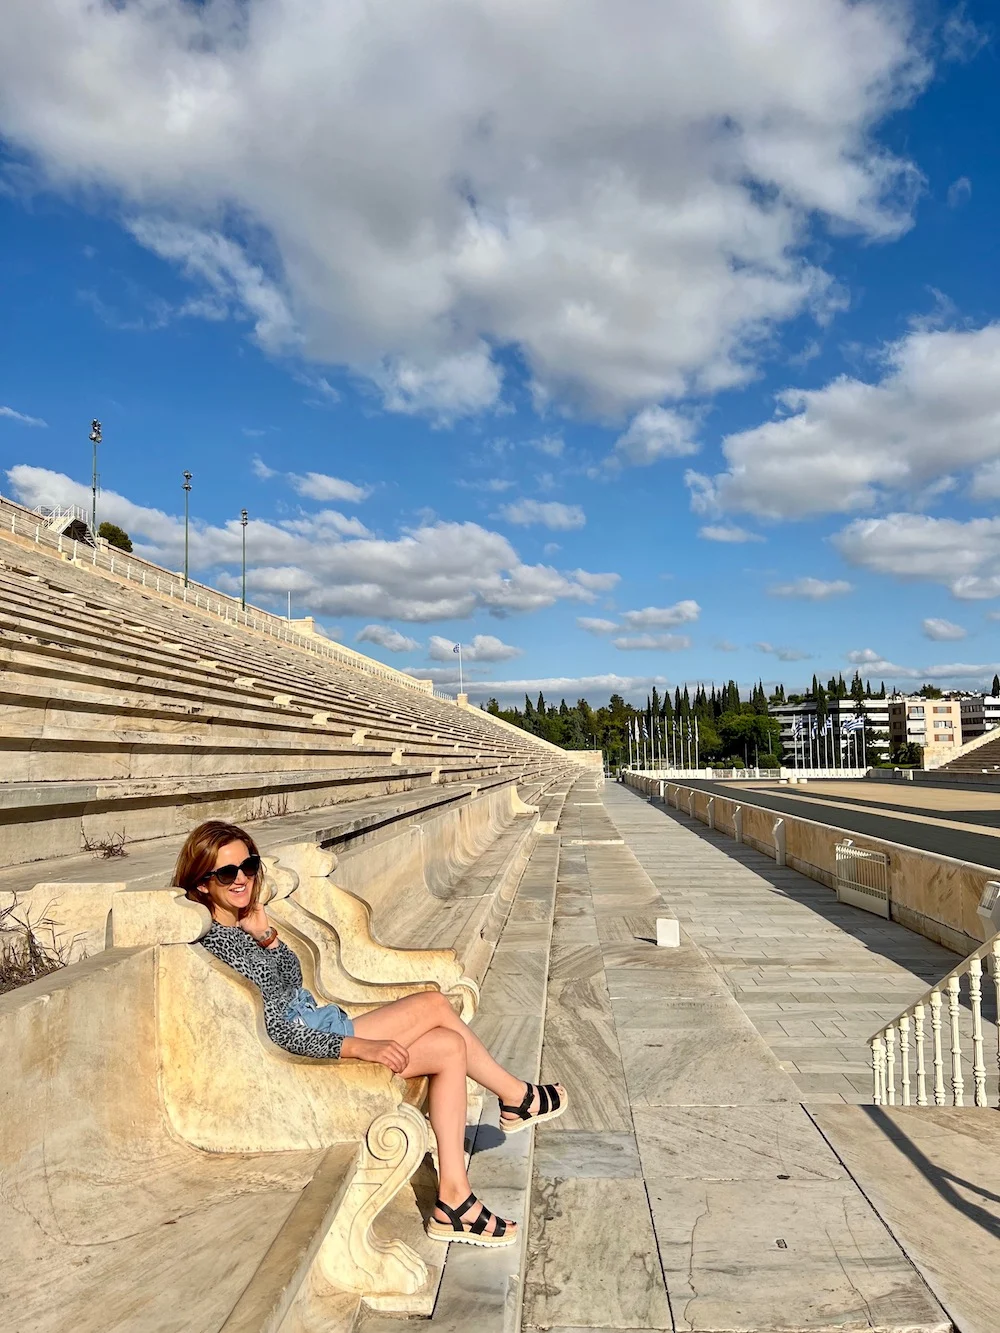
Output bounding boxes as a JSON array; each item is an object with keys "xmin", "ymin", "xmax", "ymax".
[
  {"xmin": 453, "ymin": 643, "xmax": 460, "ymax": 654},
  {"xmin": 823, "ymin": 716, "xmax": 834, "ymax": 734},
  {"xmin": 792, "ymin": 717, "xmax": 805, "ymax": 737},
  {"xmin": 842, "ymin": 715, "xmax": 864, "ymax": 733},
  {"xmin": 810, "ymin": 719, "xmax": 819, "ymax": 739}
]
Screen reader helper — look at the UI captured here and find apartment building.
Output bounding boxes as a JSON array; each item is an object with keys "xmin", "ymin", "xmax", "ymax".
[
  {"xmin": 959, "ymin": 694, "xmax": 1000, "ymax": 743},
  {"xmin": 888, "ymin": 695, "xmax": 962, "ymax": 763},
  {"xmin": 770, "ymin": 697, "xmax": 889, "ymax": 767}
]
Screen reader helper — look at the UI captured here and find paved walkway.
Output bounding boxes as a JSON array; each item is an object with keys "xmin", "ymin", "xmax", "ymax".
[
  {"xmin": 518, "ymin": 779, "xmax": 951, "ymax": 1333},
  {"xmin": 606, "ymin": 783, "xmax": 973, "ymax": 1105}
]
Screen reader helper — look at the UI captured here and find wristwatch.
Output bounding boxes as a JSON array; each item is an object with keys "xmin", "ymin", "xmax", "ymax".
[{"xmin": 253, "ymin": 926, "xmax": 279, "ymax": 949}]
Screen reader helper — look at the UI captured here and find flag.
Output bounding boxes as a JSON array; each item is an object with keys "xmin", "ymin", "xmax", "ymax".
[
  {"xmin": 842, "ymin": 716, "xmax": 864, "ymax": 734},
  {"xmin": 823, "ymin": 716, "xmax": 833, "ymax": 734},
  {"xmin": 810, "ymin": 720, "xmax": 819, "ymax": 739},
  {"xmin": 453, "ymin": 643, "xmax": 460, "ymax": 654},
  {"xmin": 792, "ymin": 717, "xmax": 804, "ymax": 736}
]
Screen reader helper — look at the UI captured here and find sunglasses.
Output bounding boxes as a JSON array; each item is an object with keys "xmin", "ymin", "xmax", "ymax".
[{"xmin": 201, "ymin": 854, "xmax": 261, "ymax": 887}]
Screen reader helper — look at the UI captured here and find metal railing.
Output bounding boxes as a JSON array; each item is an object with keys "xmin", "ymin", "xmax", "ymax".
[
  {"xmin": 835, "ymin": 840, "xmax": 890, "ymax": 918},
  {"xmin": 0, "ymin": 492, "xmax": 434, "ymax": 696},
  {"xmin": 870, "ymin": 936, "xmax": 1000, "ymax": 1107}
]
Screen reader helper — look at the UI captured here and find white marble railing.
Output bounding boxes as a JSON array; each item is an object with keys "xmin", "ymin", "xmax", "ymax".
[{"xmin": 870, "ymin": 935, "xmax": 1000, "ymax": 1107}]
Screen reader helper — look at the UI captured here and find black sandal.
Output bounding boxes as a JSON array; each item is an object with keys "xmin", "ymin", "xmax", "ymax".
[
  {"xmin": 499, "ymin": 1081, "xmax": 567, "ymax": 1135},
  {"xmin": 426, "ymin": 1192, "xmax": 517, "ymax": 1247}
]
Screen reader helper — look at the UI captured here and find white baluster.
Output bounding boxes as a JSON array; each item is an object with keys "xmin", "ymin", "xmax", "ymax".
[
  {"xmin": 899, "ymin": 1013, "xmax": 911, "ymax": 1106},
  {"xmin": 969, "ymin": 957, "xmax": 987, "ymax": 1107},
  {"xmin": 913, "ymin": 1003, "xmax": 927, "ymax": 1106},
  {"xmin": 930, "ymin": 989, "xmax": 945, "ymax": 1105},
  {"xmin": 871, "ymin": 1036, "xmax": 885, "ymax": 1105},
  {"xmin": 992, "ymin": 942, "xmax": 1000, "ymax": 1109},
  {"xmin": 885, "ymin": 1025, "xmax": 896, "ymax": 1106},
  {"xmin": 947, "ymin": 975, "xmax": 964, "ymax": 1107}
]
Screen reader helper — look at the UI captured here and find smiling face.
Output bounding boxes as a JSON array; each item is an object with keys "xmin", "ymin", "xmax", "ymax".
[{"xmin": 201, "ymin": 839, "xmax": 257, "ymax": 925}]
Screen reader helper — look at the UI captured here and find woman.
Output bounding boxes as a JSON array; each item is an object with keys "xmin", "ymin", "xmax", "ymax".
[{"xmin": 176, "ymin": 819, "xmax": 566, "ymax": 1249}]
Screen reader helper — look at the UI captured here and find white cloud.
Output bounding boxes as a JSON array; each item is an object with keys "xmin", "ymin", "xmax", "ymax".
[
  {"xmin": 835, "ymin": 512, "xmax": 1000, "ymax": 600},
  {"xmin": 499, "ymin": 499, "xmax": 585, "ymax": 531},
  {"xmin": 922, "ymin": 617, "xmax": 967, "ymax": 642},
  {"xmin": 0, "ymin": 405, "xmax": 47, "ymax": 427},
  {"xmin": 846, "ymin": 647, "xmax": 1000, "ymax": 684},
  {"xmin": 946, "ymin": 176, "xmax": 972, "ymax": 208},
  {"xmin": 577, "ymin": 616, "xmax": 619, "ymax": 634},
  {"xmin": 613, "ymin": 633, "xmax": 691, "ymax": 651},
  {"xmin": 768, "ymin": 576, "xmax": 852, "ymax": 599},
  {"xmin": 694, "ymin": 324, "xmax": 1000, "ymax": 520},
  {"xmin": 755, "ymin": 642, "xmax": 812, "ymax": 661},
  {"xmin": 714, "ymin": 639, "xmax": 739, "ymax": 652},
  {"xmin": 457, "ymin": 477, "xmax": 516, "ymax": 493},
  {"xmin": 252, "ymin": 455, "xmax": 277, "ymax": 479},
  {"xmin": 0, "ymin": 0, "xmax": 929, "ymax": 420},
  {"xmin": 619, "ymin": 600, "xmax": 700, "ymax": 629},
  {"xmin": 529, "ymin": 434, "xmax": 565, "ymax": 458},
  {"xmin": 288, "ymin": 472, "xmax": 372, "ymax": 503},
  {"xmin": 460, "ymin": 673, "xmax": 672, "ymax": 704},
  {"xmin": 611, "ymin": 407, "xmax": 699, "ymax": 467},
  {"xmin": 698, "ymin": 524, "xmax": 763, "ymax": 543},
  {"xmin": 428, "ymin": 634, "xmax": 522, "ymax": 663},
  {"xmin": 6, "ymin": 464, "xmax": 616, "ymax": 621},
  {"xmin": 356, "ymin": 624, "xmax": 420, "ymax": 652}
]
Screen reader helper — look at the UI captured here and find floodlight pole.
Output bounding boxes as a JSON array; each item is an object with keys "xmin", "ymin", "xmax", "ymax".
[
  {"xmin": 89, "ymin": 419, "xmax": 102, "ymax": 537},
  {"xmin": 240, "ymin": 508, "xmax": 248, "ymax": 610},
  {"xmin": 182, "ymin": 471, "xmax": 192, "ymax": 587}
]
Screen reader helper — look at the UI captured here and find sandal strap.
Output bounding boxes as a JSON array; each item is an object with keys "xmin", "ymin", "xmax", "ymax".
[
  {"xmin": 499, "ymin": 1081, "xmax": 534, "ymax": 1119},
  {"xmin": 540, "ymin": 1083, "xmax": 561, "ymax": 1112},
  {"xmin": 434, "ymin": 1193, "xmax": 477, "ymax": 1231}
]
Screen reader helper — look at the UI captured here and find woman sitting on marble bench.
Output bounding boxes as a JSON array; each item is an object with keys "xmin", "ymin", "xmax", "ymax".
[{"xmin": 176, "ymin": 819, "xmax": 566, "ymax": 1250}]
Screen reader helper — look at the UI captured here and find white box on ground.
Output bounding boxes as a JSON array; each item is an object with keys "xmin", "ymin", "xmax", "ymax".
[{"xmin": 656, "ymin": 917, "xmax": 680, "ymax": 948}]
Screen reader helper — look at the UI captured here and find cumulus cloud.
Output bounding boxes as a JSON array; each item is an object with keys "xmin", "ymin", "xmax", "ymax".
[
  {"xmin": 289, "ymin": 472, "xmax": 372, "ymax": 503},
  {"xmin": 0, "ymin": 405, "xmax": 46, "ymax": 427},
  {"xmin": 922, "ymin": 617, "xmax": 967, "ymax": 642},
  {"xmin": 755, "ymin": 642, "xmax": 812, "ymax": 661},
  {"xmin": 611, "ymin": 407, "xmax": 699, "ymax": 467},
  {"xmin": 835, "ymin": 512, "xmax": 1000, "ymax": 600},
  {"xmin": 846, "ymin": 647, "xmax": 999, "ymax": 684},
  {"xmin": 693, "ymin": 324, "xmax": 1000, "ymax": 520},
  {"xmin": 356, "ymin": 624, "xmax": 420, "ymax": 652},
  {"xmin": 0, "ymin": 0, "xmax": 929, "ymax": 420},
  {"xmin": 619, "ymin": 600, "xmax": 700, "ymax": 629},
  {"xmin": 699, "ymin": 524, "xmax": 763, "ymax": 543},
  {"xmin": 577, "ymin": 617, "xmax": 619, "ymax": 634},
  {"xmin": 427, "ymin": 633, "xmax": 523, "ymax": 663},
  {"xmin": 459, "ymin": 673, "xmax": 672, "ymax": 704},
  {"xmin": 613, "ymin": 633, "xmax": 691, "ymax": 651},
  {"xmin": 499, "ymin": 499, "xmax": 585, "ymax": 531},
  {"xmin": 768, "ymin": 577, "xmax": 853, "ymax": 599},
  {"xmin": 6, "ymin": 464, "xmax": 617, "ymax": 621}
]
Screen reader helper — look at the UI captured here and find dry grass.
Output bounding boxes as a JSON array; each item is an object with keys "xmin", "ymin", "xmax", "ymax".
[
  {"xmin": 0, "ymin": 897, "xmax": 72, "ymax": 995},
  {"xmin": 82, "ymin": 829, "xmax": 128, "ymax": 858}
]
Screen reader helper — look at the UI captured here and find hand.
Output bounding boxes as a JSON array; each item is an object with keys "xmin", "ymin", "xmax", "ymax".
[
  {"xmin": 340, "ymin": 1036, "xmax": 410, "ymax": 1074},
  {"xmin": 238, "ymin": 904, "xmax": 271, "ymax": 939}
]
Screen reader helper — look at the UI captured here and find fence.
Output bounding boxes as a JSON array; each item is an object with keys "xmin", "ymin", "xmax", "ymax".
[
  {"xmin": 835, "ymin": 840, "xmax": 890, "ymax": 918},
  {"xmin": 0, "ymin": 492, "xmax": 435, "ymax": 697}
]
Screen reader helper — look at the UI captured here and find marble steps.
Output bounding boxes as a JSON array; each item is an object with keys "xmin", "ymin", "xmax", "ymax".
[{"xmin": 360, "ymin": 832, "xmax": 562, "ymax": 1333}]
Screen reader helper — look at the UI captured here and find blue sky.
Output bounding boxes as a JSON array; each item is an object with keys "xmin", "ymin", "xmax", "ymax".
[{"xmin": 1, "ymin": 0, "xmax": 998, "ymax": 703}]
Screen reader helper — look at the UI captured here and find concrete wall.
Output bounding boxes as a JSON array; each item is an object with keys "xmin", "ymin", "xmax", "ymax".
[{"xmin": 630, "ymin": 775, "xmax": 992, "ymax": 959}]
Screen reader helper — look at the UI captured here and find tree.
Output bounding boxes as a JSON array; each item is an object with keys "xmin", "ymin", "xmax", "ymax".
[
  {"xmin": 892, "ymin": 740, "xmax": 923, "ymax": 767},
  {"xmin": 917, "ymin": 684, "xmax": 943, "ymax": 699},
  {"xmin": 98, "ymin": 521, "xmax": 132, "ymax": 552},
  {"xmin": 992, "ymin": 674, "xmax": 999, "ymax": 698},
  {"xmin": 717, "ymin": 710, "xmax": 781, "ymax": 765}
]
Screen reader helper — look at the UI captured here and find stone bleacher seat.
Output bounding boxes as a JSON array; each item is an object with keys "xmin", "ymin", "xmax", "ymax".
[{"xmin": 0, "ymin": 533, "xmax": 579, "ymax": 867}]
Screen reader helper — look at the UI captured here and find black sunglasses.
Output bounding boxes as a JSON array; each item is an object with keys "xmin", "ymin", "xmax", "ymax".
[{"xmin": 201, "ymin": 854, "xmax": 261, "ymax": 887}]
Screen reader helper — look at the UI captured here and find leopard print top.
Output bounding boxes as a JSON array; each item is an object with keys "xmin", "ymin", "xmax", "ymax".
[{"xmin": 199, "ymin": 921, "xmax": 344, "ymax": 1060}]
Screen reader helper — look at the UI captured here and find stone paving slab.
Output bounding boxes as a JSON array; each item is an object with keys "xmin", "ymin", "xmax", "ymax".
[{"xmin": 812, "ymin": 1105, "xmax": 1000, "ymax": 1333}]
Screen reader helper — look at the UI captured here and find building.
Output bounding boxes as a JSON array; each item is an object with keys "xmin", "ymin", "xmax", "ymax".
[
  {"xmin": 769, "ymin": 698, "xmax": 889, "ymax": 768},
  {"xmin": 959, "ymin": 694, "xmax": 1000, "ymax": 744},
  {"xmin": 887, "ymin": 695, "xmax": 962, "ymax": 764}
]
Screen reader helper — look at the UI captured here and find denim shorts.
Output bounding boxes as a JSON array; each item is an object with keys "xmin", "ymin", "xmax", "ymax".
[{"xmin": 285, "ymin": 988, "xmax": 354, "ymax": 1038}]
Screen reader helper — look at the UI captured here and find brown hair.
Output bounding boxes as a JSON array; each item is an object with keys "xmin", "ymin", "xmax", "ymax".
[{"xmin": 174, "ymin": 820, "xmax": 264, "ymax": 918}]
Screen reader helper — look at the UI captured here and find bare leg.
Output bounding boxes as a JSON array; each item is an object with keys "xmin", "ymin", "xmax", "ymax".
[
  {"xmin": 396, "ymin": 1023, "xmax": 514, "ymax": 1238},
  {"xmin": 354, "ymin": 991, "xmax": 564, "ymax": 1121}
]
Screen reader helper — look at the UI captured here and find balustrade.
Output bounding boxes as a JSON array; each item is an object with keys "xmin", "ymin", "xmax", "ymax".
[{"xmin": 870, "ymin": 936, "xmax": 1000, "ymax": 1107}]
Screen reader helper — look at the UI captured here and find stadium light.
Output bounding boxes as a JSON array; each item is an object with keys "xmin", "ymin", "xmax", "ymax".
[
  {"xmin": 89, "ymin": 419, "xmax": 102, "ymax": 536},
  {"xmin": 240, "ymin": 508, "xmax": 249, "ymax": 610},
  {"xmin": 182, "ymin": 471, "xmax": 192, "ymax": 587}
]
